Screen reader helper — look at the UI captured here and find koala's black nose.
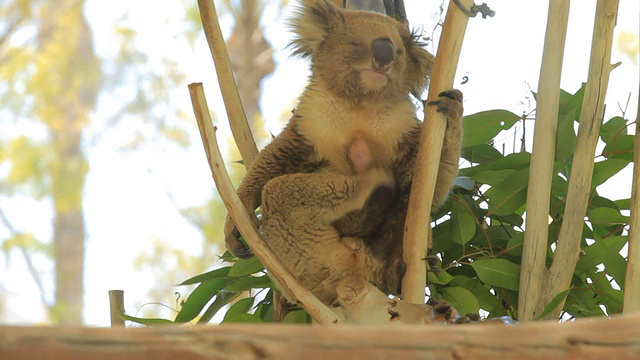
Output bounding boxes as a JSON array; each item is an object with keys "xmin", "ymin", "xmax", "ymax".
[{"xmin": 371, "ymin": 38, "xmax": 395, "ymax": 69}]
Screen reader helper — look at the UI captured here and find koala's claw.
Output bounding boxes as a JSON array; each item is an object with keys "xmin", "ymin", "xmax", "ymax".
[
  {"xmin": 438, "ymin": 89, "xmax": 463, "ymax": 102},
  {"xmin": 430, "ymin": 299, "xmax": 453, "ymax": 320},
  {"xmin": 225, "ymin": 228, "xmax": 254, "ymax": 259}
]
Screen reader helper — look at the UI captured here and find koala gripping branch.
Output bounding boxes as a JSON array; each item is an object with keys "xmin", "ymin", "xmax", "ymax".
[
  {"xmin": 189, "ymin": 83, "xmax": 341, "ymax": 325},
  {"xmin": 402, "ymin": 0, "xmax": 473, "ymax": 304}
]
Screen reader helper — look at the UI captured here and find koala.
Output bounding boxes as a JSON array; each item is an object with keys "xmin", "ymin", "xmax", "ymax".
[{"xmin": 223, "ymin": 0, "xmax": 464, "ymax": 303}]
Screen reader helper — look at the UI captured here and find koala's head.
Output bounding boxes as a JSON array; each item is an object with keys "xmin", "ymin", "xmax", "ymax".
[{"xmin": 289, "ymin": 0, "xmax": 434, "ymax": 102}]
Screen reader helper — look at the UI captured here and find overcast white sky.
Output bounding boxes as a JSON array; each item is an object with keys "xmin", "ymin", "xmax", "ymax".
[{"xmin": 0, "ymin": 0, "xmax": 638, "ymax": 326}]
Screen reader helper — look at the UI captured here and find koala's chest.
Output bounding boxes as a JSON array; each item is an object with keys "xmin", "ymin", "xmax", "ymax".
[{"xmin": 297, "ymin": 103, "xmax": 415, "ymax": 174}]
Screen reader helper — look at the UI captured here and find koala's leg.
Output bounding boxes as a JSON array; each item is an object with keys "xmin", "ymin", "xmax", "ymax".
[
  {"xmin": 428, "ymin": 89, "xmax": 464, "ymax": 209},
  {"xmin": 260, "ymin": 170, "xmax": 392, "ymax": 304}
]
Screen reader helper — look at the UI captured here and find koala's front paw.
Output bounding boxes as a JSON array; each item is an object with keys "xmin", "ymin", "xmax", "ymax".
[
  {"xmin": 224, "ymin": 214, "xmax": 254, "ymax": 259},
  {"xmin": 427, "ymin": 89, "xmax": 463, "ymax": 127}
]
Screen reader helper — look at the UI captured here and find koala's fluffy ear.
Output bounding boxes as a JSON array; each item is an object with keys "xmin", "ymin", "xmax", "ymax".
[
  {"xmin": 402, "ymin": 28, "xmax": 434, "ymax": 98},
  {"xmin": 288, "ymin": 0, "xmax": 344, "ymax": 58}
]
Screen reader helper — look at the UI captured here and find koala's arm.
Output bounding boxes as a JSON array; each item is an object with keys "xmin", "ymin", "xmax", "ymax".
[
  {"xmin": 224, "ymin": 120, "xmax": 317, "ymax": 258},
  {"xmin": 236, "ymin": 122, "xmax": 315, "ymax": 211},
  {"xmin": 396, "ymin": 90, "xmax": 463, "ymax": 212}
]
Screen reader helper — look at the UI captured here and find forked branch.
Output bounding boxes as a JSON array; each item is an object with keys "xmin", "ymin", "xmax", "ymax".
[{"xmin": 189, "ymin": 83, "xmax": 341, "ymax": 325}]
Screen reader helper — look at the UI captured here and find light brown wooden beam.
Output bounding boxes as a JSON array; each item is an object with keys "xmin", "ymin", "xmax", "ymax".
[{"xmin": 1, "ymin": 314, "xmax": 639, "ymax": 360}]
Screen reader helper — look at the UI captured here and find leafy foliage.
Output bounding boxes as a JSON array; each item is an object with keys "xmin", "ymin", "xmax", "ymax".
[{"xmin": 127, "ymin": 84, "xmax": 632, "ymax": 326}]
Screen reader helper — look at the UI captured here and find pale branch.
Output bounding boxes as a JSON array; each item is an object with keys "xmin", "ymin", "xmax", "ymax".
[
  {"xmin": 543, "ymin": 0, "xmax": 620, "ymax": 320},
  {"xmin": 2, "ymin": 314, "xmax": 639, "ymax": 359},
  {"xmin": 401, "ymin": 0, "xmax": 472, "ymax": 304},
  {"xmin": 624, "ymin": 92, "xmax": 640, "ymax": 314},
  {"xmin": 188, "ymin": 83, "xmax": 341, "ymax": 325},
  {"xmin": 518, "ymin": 0, "xmax": 570, "ymax": 322},
  {"xmin": 196, "ymin": 0, "xmax": 258, "ymax": 167},
  {"xmin": 336, "ymin": 276, "xmax": 461, "ymax": 325}
]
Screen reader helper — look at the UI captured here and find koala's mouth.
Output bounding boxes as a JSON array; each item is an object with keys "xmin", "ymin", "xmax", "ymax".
[{"xmin": 359, "ymin": 69, "xmax": 390, "ymax": 92}]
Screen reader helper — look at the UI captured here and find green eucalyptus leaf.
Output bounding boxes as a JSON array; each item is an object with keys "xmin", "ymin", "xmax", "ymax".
[
  {"xmin": 558, "ymin": 84, "xmax": 585, "ymax": 115},
  {"xmin": 591, "ymin": 159, "xmax": 630, "ymax": 190},
  {"xmin": 602, "ymin": 134, "xmax": 634, "ymax": 161},
  {"xmin": 428, "ymin": 268, "xmax": 454, "ymax": 285},
  {"xmin": 505, "ymin": 231, "xmax": 524, "ymax": 257},
  {"xmin": 283, "ymin": 310, "xmax": 311, "ymax": 324},
  {"xmin": 555, "ymin": 113, "xmax": 577, "ymax": 163},
  {"xmin": 472, "ymin": 169, "xmax": 517, "ymax": 187},
  {"xmin": 229, "ymin": 256, "xmax": 265, "ymax": 277},
  {"xmin": 589, "ymin": 207, "xmax": 629, "ymax": 225},
  {"xmin": 223, "ymin": 297, "xmax": 255, "ymax": 322},
  {"xmin": 591, "ymin": 273, "xmax": 624, "ymax": 313},
  {"xmin": 179, "ymin": 267, "xmax": 231, "ymax": 285},
  {"xmin": 222, "ymin": 313, "xmax": 264, "ymax": 323},
  {"xmin": 224, "ymin": 275, "xmax": 273, "ymax": 292},
  {"xmin": 484, "ymin": 168, "xmax": 529, "ymax": 216},
  {"xmin": 600, "ymin": 116, "xmax": 627, "ymax": 144},
  {"xmin": 470, "ymin": 259, "xmax": 521, "ymax": 291},
  {"xmin": 454, "ymin": 176, "xmax": 475, "ymax": 191},
  {"xmin": 441, "ymin": 287, "xmax": 480, "ymax": 316},
  {"xmin": 198, "ymin": 291, "xmax": 237, "ymax": 324},
  {"xmin": 576, "ymin": 236, "xmax": 627, "ymax": 273},
  {"xmin": 462, "ymin": 110, "xmax": 520, "ymax": 148},
  {"xmin": 461, "ymin": 152, "xmax": 530, "ymax": 178},
  {"xmin": 450, "ymin": 200, "xmax": 476, "ymax": 244},
  {"xmin": 535, "ymin": 288, "xmax": 571, "ymax": 320},
  {"xmin": 174, "ymin": 278, "xmax": 231, "ymax": 323},
  {"xmin": 461, "ymin": 144, "xmax": 504, "ymax": 164}
]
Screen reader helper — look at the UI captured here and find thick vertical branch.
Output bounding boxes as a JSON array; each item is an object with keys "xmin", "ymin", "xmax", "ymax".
[
  {"xmin": 624, "ymin": 95, "xmax": 640, "ymax": 314},
  {"xmin": 402, "ymin": 0, "xmax": 471, "ymax": 304},
  {"xmin": 518, "ymin": 0, "xmax": 570, "ymax": 322},
  {"xmin": 189, "ymin": 83, "xmax": 341, "ymax": 325},
  {"xmin": 197, "ymin": 0, "xmax": 258, "ymax": 167},
  {"xmin": 542, "ymin": 0, "xmax": 619, "ymax": 320}
]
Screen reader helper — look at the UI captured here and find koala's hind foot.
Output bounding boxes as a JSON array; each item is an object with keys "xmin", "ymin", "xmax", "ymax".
[{"xmin": 260, "ymin": 169, "xmax": 392, "ymax": 304}]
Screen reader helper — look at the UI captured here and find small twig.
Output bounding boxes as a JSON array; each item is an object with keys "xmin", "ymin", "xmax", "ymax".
[
  {"xmin": 0, "ymin": 206, "xmax": 50, "ymax": 309},
  {"xmin": 109, "ymin": 290, "xmax": 126, "ymax": 328},
  {"xmin": 188, "ymin": 82, "xmax": 341, "ymax": 325},
  {"xmin": 452, "ymin": 0, "xmax": 495, "ymax": 19}
]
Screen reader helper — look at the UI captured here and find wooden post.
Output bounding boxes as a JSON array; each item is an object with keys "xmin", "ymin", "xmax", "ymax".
[
  {"xmin": 624, "ymin": 96, "xmax": 640, "ymax": 314},
  {"xmin": 108, "ymin": 290, "xmax": 125, "ymax": 328},
  {"xmin": 541, "ymin": 0, "xmax": 620, "ymax": 320},
  {"xmin": 402, "ymin": 0, "xmax": 472, "ymax": 304},
  {"xmin": 196, "ymin": 0, "xmax": 258, "ymax": 167},
  {"xmin": 188, "ymin": 83, "xmax": 341, "ymax": 325},
  {"xmin": 518, "ymin": 0, "xmax": 571, "ymax": 322}
]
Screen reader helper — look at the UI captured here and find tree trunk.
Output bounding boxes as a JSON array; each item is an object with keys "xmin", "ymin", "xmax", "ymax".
[{"xmin": 33, "ymin": 0, "xmax": 100, "ymax": 325}]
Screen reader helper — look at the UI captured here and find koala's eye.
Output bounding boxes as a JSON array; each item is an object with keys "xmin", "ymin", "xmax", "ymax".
[
  {"xmin": 396, "ymin": 48, "xmax": 404, "ymax": 55},
  {"xmin": 349, "ymin": 41, "xmax": 364, "ymax": 48}
]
